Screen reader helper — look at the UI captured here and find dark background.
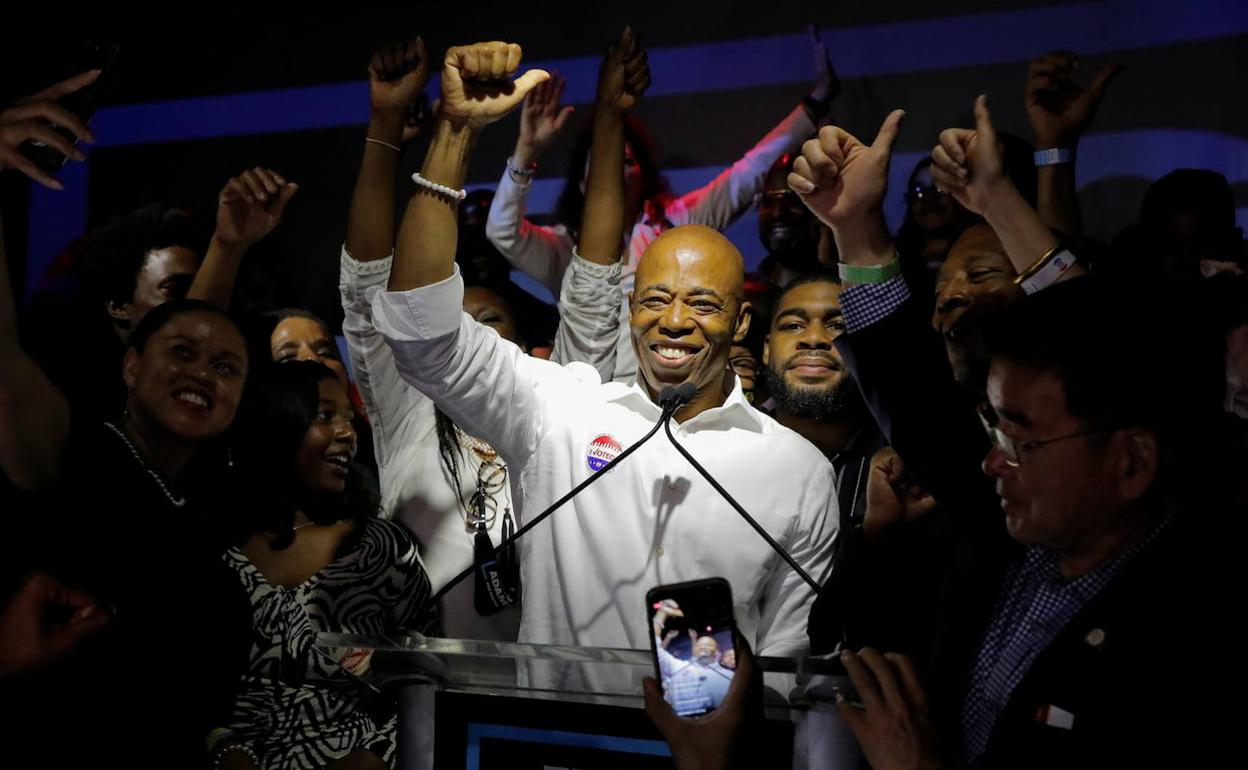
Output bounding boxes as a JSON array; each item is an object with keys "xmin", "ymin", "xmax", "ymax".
[{"xmin": 3, "ymin": 0, "xmax": 1245, "ymax": 328}]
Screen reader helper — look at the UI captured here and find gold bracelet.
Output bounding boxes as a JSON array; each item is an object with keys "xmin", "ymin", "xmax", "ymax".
[{"xmin": 1014, "ymin": 242, "xmax": 1063, "ymax": 286}]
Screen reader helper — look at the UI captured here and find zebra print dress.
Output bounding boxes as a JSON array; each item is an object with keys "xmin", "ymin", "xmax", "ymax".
[{"xmin": 223, "ymin": 518, "xmax": 440, "ymax": 769}]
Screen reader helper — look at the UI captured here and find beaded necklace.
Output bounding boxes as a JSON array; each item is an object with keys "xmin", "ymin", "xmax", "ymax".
[{"xmin": 105, "ymin": 422, "xmax": 187, "ymax": 508}]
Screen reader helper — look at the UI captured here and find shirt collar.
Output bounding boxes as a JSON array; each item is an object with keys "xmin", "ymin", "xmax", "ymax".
[{"xmin": 603, "ymin": 374, "xmax": 766, "ymax": 432}]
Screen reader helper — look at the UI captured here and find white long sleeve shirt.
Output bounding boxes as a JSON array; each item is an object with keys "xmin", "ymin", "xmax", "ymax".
[
  {"xmin": 486, "ymin": 105, "xmax": 817, "ymax": 382},
  {"xmin": 370, "ymin": 267, "xmax": 838, "ymax": 658},
  {"xmin": 339, "ymin": 248, "xmax": 623, "ymax": 641}
]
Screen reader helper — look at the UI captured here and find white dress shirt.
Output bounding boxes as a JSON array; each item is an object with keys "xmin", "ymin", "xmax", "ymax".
[
  {"xmin": 486, "ymin": 105, "xmax": 817, "ymax": 382},
  {"xmin": 370, "ymin": 267, "xmax": 839, "ymax": 658},
  {"xmin": 339, "ymin": 248, "xmax": 622, "ymax": 641}
]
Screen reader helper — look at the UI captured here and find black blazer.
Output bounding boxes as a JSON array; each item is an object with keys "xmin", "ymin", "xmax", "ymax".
[{"xmin": 818, "ymin": 295, "xmax": 1235, "ymax": 767}]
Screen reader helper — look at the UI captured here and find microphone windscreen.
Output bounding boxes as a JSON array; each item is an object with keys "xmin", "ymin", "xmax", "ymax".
[
  {"xmin": 676, "ymin": 382, "xmax": 697, "ymax": 402},
  {"xmin": 658, "ymin": 386, "xmax": 677, "ymax": 404}
]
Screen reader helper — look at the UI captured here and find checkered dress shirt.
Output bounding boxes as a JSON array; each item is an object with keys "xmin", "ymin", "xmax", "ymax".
[
  {"xmin": 839, "ymin": 276, "xmax": 912, "ymax": 334},
  {"xmin": 960, "ymin": 518, "xmax": 1170, "ymax": 763}
]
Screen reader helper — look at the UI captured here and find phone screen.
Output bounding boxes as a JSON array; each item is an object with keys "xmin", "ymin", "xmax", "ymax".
[{"xmin": 646, "ymin": 578, "xmax": 737, "ymax": 718}]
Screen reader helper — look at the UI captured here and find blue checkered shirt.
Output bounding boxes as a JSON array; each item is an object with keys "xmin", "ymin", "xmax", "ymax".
[
  {"xmin": 839, "ymin": 276, "xmax": 912, "ymax": 334},
  {"xmin": 960, "ymin": 518, "xmax": 1171, "ymax": 764}
]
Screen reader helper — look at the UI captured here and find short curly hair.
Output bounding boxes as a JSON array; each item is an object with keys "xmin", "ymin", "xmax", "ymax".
[{"xmin": 81, "ymin": 203, "xmax": 210, "ymax": 307}]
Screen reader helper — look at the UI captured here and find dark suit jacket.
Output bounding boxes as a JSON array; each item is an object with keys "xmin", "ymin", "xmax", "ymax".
[{"xmin": 816, "ymin": 295, "xmax": 1235, "ymax": 768}]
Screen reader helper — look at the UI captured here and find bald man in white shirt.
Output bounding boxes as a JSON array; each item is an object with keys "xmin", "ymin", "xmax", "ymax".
[{"xmin": 371, "ymin": 39, "xmax": 837, "ymax": 663}]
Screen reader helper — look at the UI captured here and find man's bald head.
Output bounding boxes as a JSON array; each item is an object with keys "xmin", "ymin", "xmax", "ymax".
[
  {"xmin": 630, "ymin": 225, "xmax": 752, "ymax": 414},
  {"xmin": 635, "ymin": 225, "xmax": 746, "ymax": 302}
]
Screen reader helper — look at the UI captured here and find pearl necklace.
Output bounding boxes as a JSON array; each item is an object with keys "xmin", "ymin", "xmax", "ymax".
[
  {"xmin": 105, "ymin": 422, "xmax": 187, "ymax": 508},
  {"xmin": 456, "ymin": 426, "xmax": 498, "ymax": 462}
]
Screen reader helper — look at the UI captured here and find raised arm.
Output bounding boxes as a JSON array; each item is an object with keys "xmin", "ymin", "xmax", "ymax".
[
  {"xmin": 0, "ymin": 210, "xmax": 69, "ymax": 489},
  {"xmin": 346, "ymin": 36, "xmax": 430, "ymax": 262},
  {"xmin": 676, "ymin": 29, "xmax": 833, "ymax": 228},
  {"xmin": 931, "ymin": 95, "xmax": 1086, "ymax": 285},
  {"xmin": 545, "ymin": 29, "xmax": 648, "ymax": 380},
  {"xmin": 484, "ymin": 72, "xmax": 577, "ymax": 296},
  {"xmin": 0, "ymin": 73, "xmax": 100, "ymax": 488},
  {"xmin": 579, "ymin": 26, "xmax": 650, "ymax": 264},
  {"xmin": 340, "ymin": 38, "xmax": 435, "ymax": 468},
  {"xmin": 1025, "ymin": 51, "xmax": 1119, "ymax": 240},
  {"xmin": 788, "ymin": 113, "xmax": 994, "ymax": 515},
  {"xmin": 188, "ymin": 167, "xmax": 297, "ymax": 308},
  {"xmin": 390, "ymin": 43, "xmax": 548, "ymax": 290}
]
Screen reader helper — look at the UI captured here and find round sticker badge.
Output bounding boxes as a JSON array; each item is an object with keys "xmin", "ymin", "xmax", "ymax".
[{"xmin": 586, "ymin": 434, "xmax": 623, "ymax": 473}]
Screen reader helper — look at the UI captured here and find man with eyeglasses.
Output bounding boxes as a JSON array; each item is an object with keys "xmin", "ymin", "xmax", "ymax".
[{"xmin": 785, "ymin": 101, "xmax": 1232, "ymax": 768}]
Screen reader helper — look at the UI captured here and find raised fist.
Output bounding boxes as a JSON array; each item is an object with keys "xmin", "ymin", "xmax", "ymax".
[
  {"xmin": 439, "ymin": 41, "xmax": 549, "ymax": 130},
  {"xmin": 596, "ymin": 26, "xmax": 651, "ymax": 114}
]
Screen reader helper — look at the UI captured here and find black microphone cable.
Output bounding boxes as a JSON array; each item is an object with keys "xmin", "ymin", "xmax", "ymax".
[
  {"xmin": 428, "ymin": 386, "xmax": 691, "ymax": 608},
  {"xmin": 660, "ymin": 385, "xmax": 824, "ymax": 595}
]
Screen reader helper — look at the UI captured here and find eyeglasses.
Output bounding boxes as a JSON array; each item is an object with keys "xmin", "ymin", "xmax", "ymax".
[
  {"xmin": 976, "ymin": 403, "xmax": 1116, "ymax": 468},
  {"xmin": 905, "ymin": 185, "xmax": 949, "ymax": 204},
  {"xmin": 464, "ymin": 459, "xmax": 508, "ymax": 532},
  {"xmin": 753, "ymin": 189, "xmax": 808, "ymax": 214}
]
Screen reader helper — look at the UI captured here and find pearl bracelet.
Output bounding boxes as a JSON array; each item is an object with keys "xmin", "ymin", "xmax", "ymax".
[{"xmin": 411, "ymin": 172, "xmax": 467, "ymax": 201}]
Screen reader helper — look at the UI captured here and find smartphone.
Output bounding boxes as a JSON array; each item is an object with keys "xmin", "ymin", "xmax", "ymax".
[
  {"xmin": 20, "ymin": 41, "xmax": 120, "ymax": 174},
  {"xmin": 646, "ymin": 577, "xmax": 738, "ymax": 718}
]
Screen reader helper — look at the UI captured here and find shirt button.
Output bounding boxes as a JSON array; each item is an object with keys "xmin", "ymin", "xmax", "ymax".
[
  {"xmin": 656, "ymin": 547, "xmax": 664, "ymax": 556},
  {"xmin": 668, "ymin": 480, "xmax": 678, "ymax": 491}
]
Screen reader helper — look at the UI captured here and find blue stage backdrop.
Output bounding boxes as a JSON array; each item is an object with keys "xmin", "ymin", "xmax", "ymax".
[{"xmin": 17, "ymin": 0, "xmax": 1248, "ymax": 322}]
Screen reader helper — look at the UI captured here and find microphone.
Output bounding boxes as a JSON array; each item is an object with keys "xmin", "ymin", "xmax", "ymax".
[
  {"xmin": 659, "ymin": 392, "xmax": 824, "ymax": 596},
  {"xmin": 659, "ymin": 382, "xmax": 697, "ymax": 414}
]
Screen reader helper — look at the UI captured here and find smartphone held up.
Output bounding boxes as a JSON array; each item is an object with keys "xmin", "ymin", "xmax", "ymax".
[{"xmin": 646, "ymin": 577, "xmax": 738, "ymax": 718}]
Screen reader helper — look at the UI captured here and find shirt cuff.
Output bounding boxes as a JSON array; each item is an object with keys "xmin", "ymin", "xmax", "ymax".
[
  {"xmin": 339, "ymin": 245, "xmax": 394, "ymax": 289},
  {"xmin": 840, "ymin": 276, "xmax": 911, "ymax": 334},
  {"xmin": 369, "ymin": 265, "xmax": 464, "ymax": 342},
  {"xmin": 567, "ymin": 247, "xmax": 624, "ymax": 281}
]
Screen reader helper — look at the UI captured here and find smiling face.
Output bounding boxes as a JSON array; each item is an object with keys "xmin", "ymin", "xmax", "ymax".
[
  {"xmin": 630, "ymin": 226, "xmax": 750, "ymax": 404},
  {"xmin": 933, "ymin": 224, "xmax": 1024, "ymax": 387},
  {"xmin": 692, "ymin": 635, "xmax": 720, "ymax": 665},
  {"xmin": 123, "ymin": 310, "xmax": 248, "ymax": 445},
  {"xmin": 294, "ymin": 377, "xmax": 358, "ymax": 497},
  {"xmin": 763, "ymin": 279, "xmax": 855, "ymax": 420}
]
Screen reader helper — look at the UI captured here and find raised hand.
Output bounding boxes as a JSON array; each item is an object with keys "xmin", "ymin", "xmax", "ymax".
[
  {"xmin": 369, "ymin": 37, "xmax": 430, "ymax": 114},
  {"xmin": 930, "ymin": 95, "xmax": 1008, "ymax": 217},
  {"xmin": 787, "ymin": 110, "xmax": 905, "ymax": 230},
  {"xmin": 439, "ymin": 42, "xmax": 550, "ymax": 131},
  {"xmin": 214, "ymin": 167, "xmax": 299, "ymax": 248},
  {"xmin": 596, "ymin": 26, "xmax": 651, "ymax": 114},
  {"xmin": 1026, "ymin": 51, "xmax": 1120, "ymax": 149},
  {"xmin": 515, "ymin": 73, "xmax": 574, "ymax": 166},
  {"xmin": 0, "ymin": 69, "xmax": 100, "ymax": 189}
]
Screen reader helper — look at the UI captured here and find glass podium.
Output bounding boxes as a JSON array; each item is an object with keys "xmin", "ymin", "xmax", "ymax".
[{"xmin": 317, "ymin": 632, "xmax": 862, "ymax": 770}]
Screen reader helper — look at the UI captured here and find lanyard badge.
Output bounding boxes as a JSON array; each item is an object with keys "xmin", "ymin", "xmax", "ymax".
[{"xmin": 473, "ymin": 507, "xmax": 520, "ymax": 615}]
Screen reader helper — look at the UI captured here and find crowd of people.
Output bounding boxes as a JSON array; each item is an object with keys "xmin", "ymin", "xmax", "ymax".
[{"xmin": 0, "ymin": 24, "xmax": 1242, "ymax": 770}]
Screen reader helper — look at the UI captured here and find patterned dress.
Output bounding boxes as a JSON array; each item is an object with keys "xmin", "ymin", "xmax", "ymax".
[{"xmin": 224, "ymin": 518, "xmax": 439, "ymax": 769}]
